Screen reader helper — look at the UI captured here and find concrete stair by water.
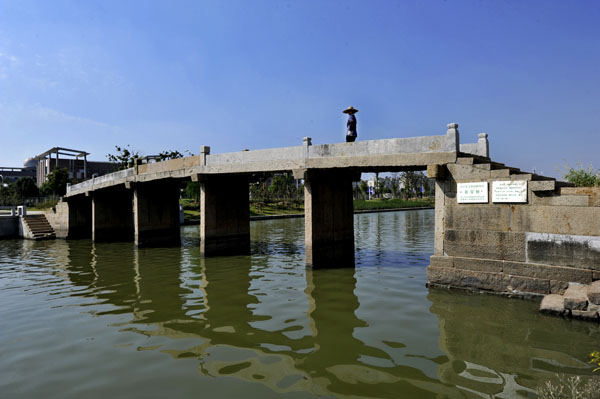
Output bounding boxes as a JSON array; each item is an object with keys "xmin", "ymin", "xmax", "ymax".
[{"xmin": 23, "ymin": 215, "xmax": 56, "ymax": 240}]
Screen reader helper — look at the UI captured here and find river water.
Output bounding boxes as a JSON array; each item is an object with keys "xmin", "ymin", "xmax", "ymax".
[{"xmin": 1, "ymin": 209, "xmax": 598, "ymax": 398}]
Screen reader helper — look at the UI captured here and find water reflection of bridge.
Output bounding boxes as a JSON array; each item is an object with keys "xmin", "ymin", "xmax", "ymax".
[{"xmin": 34, "ymin": 231, "xmax": 595, "ymax": 398}]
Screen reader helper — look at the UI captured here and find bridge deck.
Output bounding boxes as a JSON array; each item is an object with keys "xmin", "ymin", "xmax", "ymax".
[{"xmin": 66, "ymin": 128, "xmax": 469, "ymax": 197}]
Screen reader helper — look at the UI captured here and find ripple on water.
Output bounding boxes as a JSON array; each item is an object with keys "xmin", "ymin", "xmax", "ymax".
[{"xmin": 0, "ymin": 210, "xmax": 598, "ymax": 399}]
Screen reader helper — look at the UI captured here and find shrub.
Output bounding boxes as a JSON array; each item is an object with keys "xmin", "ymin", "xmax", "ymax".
[
  {"xmin": 537, "ymin": 375, "xmax": 600, "ymax": 399},
  {"xmin": 564, "ymin": 164, "xmax": 600, "ymax": 187},
  {"xmin": 591, "ymin": 351, "xmax": 600, "ymax": 372}
]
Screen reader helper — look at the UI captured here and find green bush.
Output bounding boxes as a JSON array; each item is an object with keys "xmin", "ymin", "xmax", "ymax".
[
  {"xmin": 591, "ymin": 351, "xmax": 600, "ymax": 372},
  {"xmin": 564, "ymin": 164, "xmax": 600, "ymax": 187}
]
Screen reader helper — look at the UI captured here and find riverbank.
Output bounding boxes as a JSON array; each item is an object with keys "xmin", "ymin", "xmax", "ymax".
[{"xmin": 182, "ymin": 198, "xmax": 434, "ymax": 224}]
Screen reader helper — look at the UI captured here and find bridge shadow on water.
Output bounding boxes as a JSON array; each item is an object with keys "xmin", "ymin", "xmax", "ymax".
[{"xmin": 2, "ymin": 209, "xmax": 598, "ymax": 398}]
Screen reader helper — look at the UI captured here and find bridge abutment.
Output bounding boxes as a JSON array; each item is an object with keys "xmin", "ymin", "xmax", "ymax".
[
  {"xmin": 92, "ymin": 186, "xmax": 134, "ymax": 242},
  {"xmin": 134, "ymin": 181, "xmax": 181, "ymax": 247},
  {"xmin": 200, "ymin": 175, "xmax": 250, "ymax": 256},
  {"xmin": 427, "ymin": 158, "xmax": 600, "ymax": 298},
  {"xmin": 304, "ymin": 170, "xmax": 356, "ymax": 268}
]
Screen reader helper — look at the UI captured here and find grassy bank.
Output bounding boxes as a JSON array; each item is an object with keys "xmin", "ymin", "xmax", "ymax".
[
  {"xmin": 353, "ymin": 198, "xmax": 434, "ymax": 211},
  {"xmin": 181, "ymin": 197, "xmax": 433, "ymax": 222},
  {"xmin": 250, "ymin": 203, "xmax": 303, "ymax": 216}
]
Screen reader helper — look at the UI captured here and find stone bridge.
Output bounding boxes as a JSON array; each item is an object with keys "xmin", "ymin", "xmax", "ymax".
[
  {"xmin": 51, "ymin": 122, "xmax": 600, "ymax": 298},
  {"xmin": 60, "ymin": 123, "xmax": 475, "ymax": 265}
]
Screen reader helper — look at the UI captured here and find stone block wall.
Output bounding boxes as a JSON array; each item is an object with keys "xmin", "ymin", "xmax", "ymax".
[
  {"xmin": 427, "ymin": 158, "xmax": 600, "ymax": 297},
  {"xmin": 44, "ymin": 201, "xmax": 69, "ymax": 238},
  {"xmin": 0, "ymin": 216, "xmax": 19, "ymax": 238}
]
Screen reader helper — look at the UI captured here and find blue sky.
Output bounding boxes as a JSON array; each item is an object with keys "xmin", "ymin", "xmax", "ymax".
[{"xmin": 0, "ymin": 0, "xmax": 598, "ymax": 178}]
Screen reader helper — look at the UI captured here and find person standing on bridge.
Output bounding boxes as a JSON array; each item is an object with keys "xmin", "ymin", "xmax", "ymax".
[{"xmin": 343, "ymin": 106, "xmax": 358, "ymax": 143}]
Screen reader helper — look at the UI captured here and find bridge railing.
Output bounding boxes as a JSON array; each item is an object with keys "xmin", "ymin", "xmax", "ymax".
[
  {"xmin": 66, "ymin": 124, "xmax": 476, "ymax": 196},
  {"xmin": 137, "ymin": 155, "xmax": 201, "ymax": 175},
  {"xmin": 459, "ymin": 133, "xmax": 489, "ymax": 158},
  {"xmin": 67, "ymin": 168, "xmax": 135, "ymax": 194},
  {"xmin": 308, "ymin": 135, "xmax": 454, "ymax": 158},
  {"xmin": 203, "ymin": 131, "xmax": 458, "ymax": 168},
  {"xmin": 208, "ymin": 146, "xmax": 303, "ymax": 165}
]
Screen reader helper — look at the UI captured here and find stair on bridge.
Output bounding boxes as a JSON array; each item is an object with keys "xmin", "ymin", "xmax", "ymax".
[
  {"xmin": 456, "ymin": 154, "xmax": 556, "ymax": 182},
  {"xmin": 23, "ymin": 215, "xmax": 56, "ymax": 240}
]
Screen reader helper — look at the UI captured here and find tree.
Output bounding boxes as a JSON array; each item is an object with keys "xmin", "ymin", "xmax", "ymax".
[
  {"xmin": 107, "ymin": 145, "xmax": 139, "ymax": 170},
  {"xmin": 15, "ymin": 177, "xmax": 39, "ymax": 198},
  {"xmin": 390, "ymin": 173, "xmax": 401, "ymax": 198},
  {"xmin": 268, "ymin": 174, "xmax": 296, "ymax": 202},
  {"xmin": 401, "ymin": 171, "xmax": 427, "ymax": 199},
  {"xmin": 157, "ymin": 150, "xmax": 187, "ymax": 161},
  {"xmin": 359, "ymin": 180, "xmax": 368, "ymax": 200},
  {"xmin": 41, "ymin": 168, "xmax": 71, "ymax": 196},
  {"xmin": 107, "ymin": 146, "xmax": 192, "ymax": 170},
  {"xmin": 185, "ymin": 182, "xmax": 200, "ymax": 201},
  {"xmin": 0, "ymin": 184, "xmax": 18, "ymax": 206}
]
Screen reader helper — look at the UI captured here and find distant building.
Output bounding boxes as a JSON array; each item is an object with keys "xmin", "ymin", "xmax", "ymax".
[
  {"xmin": 0, "ymin": 165, "xmax": 36, "ymax": 186},
  {"xmin": 32, "ymin": 147, "xmax": 116, "ymax": 187}
]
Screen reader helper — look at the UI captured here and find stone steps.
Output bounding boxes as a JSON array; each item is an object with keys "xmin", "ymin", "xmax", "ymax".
[
  {"xmin": 23, "ymin": 215, "xmax": 56, "ymax": 240},
  {"xmin": 456, "ymin": 155, "xmax": 559, "ymax": 183},
  {"xmin": 540, "ymin": 281, "xmax": 600, "ymax": 322}
]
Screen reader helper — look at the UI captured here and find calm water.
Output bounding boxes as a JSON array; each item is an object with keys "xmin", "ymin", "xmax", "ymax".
[{"xmin": 1, "ymin": 210, "xmax": 598, "ymax": 398}]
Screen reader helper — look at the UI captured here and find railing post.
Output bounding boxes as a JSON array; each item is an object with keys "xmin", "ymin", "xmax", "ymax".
[
  {"xmin": 302, "ymin": 137, "xmax": 312, "ymax": 164},
  {"xmin": 200, "ymin": 146, "xmax": 210, "ymax": 166},
  {"xmin": 478, "ymin": 133, "xmax": 489, "ymax": 158},
  {"xmin": 445, "ymin": 123, "xmax": 460, "ymax": 153}
]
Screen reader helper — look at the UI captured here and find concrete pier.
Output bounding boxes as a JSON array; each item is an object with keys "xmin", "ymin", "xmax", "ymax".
[
  {"xmin": 200, "ymin": 175, "xmax": 250, "ymax": 256},
  {"xmin": 92, "ymin": 186, "xmax": 134, "ymax": 242},
  {"xmin": 66, "ymin": 196, "xmax": 92, "ymax": 239},
  {"xmin": 304, "ymin": 170, "xmax": 356, "ymax": 268},
  {"xmin": 134, "ymin": 181, "xmax": 181, "ymax": 247}
]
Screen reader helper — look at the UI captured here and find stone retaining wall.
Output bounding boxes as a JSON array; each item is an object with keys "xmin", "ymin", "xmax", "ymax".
[
  {"xmin": 427, "ymin": 159, "xmax": 600, "ymax": 297},
  {"xmin": 0, "ymin": 216, "xmax": 19, "ymax": 238},
  {"xmin": 44, "ymin": 201, "xmax": 69, "ymax": 238}
]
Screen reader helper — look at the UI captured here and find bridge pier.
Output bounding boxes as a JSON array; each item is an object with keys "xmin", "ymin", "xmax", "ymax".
[
  {"xmin": 92, "ymin": 186, "xmax": 134, "ymax": 242},
  {"xmin": 133, "ymin": 181, "xmax": 181, "ymax": 247},
  {"xmin": 66, "ymin": 196, "xmax": 92, "ymax": 239},
  {"xmin": 199, "ymin": 175, "xmax": 250, "ymax": 256},
  {"xmin": 304, "ymin": 170, "xmax": 356, "ymax": 268}
]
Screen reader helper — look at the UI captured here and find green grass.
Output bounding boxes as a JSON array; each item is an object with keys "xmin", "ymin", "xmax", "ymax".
[
  {"xmin": 28, "ymin": 199, "xmax": 59, "ymax": 211},
  {"xmin": 353, "ymin": 198, "xmax": 434, "ymax": 211},
  {"xmin": 250, "ymin": 203, "xmax": 304, "ymax": 217}
]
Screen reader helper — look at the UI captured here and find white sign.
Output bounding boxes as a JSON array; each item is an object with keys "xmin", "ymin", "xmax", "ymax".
[
  {"xmin": 492, "ymin": 181, "xmax": 527, "ymax": 203},
  {"xmin": 457, "ymin": 182, "xmax": 489, "ymax": 203}
]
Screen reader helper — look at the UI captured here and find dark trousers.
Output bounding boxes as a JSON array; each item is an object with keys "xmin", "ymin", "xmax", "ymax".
[{"xmin": 346, "ymin": 135, "xmax": 356, "ymax": 143}]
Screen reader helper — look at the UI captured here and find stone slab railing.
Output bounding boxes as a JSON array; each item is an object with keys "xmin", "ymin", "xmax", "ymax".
[
  {"xmin": 459, "ymin": 133, "xmax": 489, "ymax": 158},
  {"xmin": 67, "ymin": 168, "xmax": 134, "ymax": 194},
  {"xmin": 66, "ymin": 123, "xmax": 479, "ymax": 197}
]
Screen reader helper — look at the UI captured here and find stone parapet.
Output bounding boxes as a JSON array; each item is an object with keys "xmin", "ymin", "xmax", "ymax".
[{"xmin": 65, "ymin": 126, "xmax": 480, "ymax": 198}]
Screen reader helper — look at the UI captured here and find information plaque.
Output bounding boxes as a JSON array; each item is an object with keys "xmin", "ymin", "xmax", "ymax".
[
  {"xmin": 492, "ymin": 181, "xmax": 527, "ymax": 203},
  {"xmin": 457, "ymin": 182, "xmax": 489, "ymax": 203}
]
